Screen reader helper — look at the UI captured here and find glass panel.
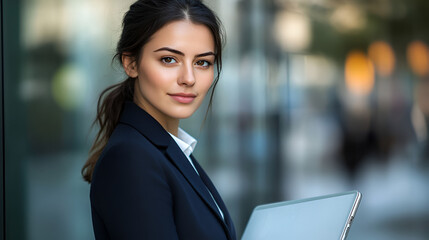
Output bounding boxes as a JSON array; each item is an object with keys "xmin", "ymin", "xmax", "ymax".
[
  {"xmin": 3, "ymin": 0, "xmax": 135, "ymax": 239},
  {"xmin": 0, "ymin": 0, "xmax": 4, "ymax": 238}
]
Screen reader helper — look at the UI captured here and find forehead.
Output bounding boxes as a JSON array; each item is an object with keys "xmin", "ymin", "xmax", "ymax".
[{"xmin": 144, "ymin": 20, "xmax": 215, "ymax": 54}]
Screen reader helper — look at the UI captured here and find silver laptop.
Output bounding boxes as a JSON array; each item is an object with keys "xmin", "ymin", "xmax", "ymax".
[{"xmin": 241, "ymin": 191, "xmax": 361, "ymax": 240}]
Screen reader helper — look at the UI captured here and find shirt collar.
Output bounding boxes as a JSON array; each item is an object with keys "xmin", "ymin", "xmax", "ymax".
[{"xmin": 168, "ymin": 128, "xmax": 197, "ymax": 158}]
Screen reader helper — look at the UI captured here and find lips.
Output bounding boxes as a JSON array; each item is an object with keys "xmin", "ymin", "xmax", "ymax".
[{"xmin": 168, "ymin": 93, "xmax": 197, "ymax": 104}]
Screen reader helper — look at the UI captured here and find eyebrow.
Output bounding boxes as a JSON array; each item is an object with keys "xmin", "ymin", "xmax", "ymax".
[{"xmin": 154, "ymin": 47, "xmax": 215, "ymax": 58}]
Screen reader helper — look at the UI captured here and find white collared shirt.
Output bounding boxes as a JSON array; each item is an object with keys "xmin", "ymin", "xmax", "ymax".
[
  {"xmin": 169, "ymin": 128, "xmax": 199, "ymax": 174},
  {"xmin": 169, "ymin": 128, "xmax": 224, "ymax": 220}
]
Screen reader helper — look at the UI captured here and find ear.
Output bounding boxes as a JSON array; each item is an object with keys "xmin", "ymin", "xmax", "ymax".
[{"xmin": 122, "ymin": 54, "xmax": 138, "ymax": 78}]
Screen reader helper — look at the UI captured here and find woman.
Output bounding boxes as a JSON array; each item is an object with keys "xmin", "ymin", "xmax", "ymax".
[{"xmin": 81, "ymin": 0, "xmax": 236, "ymax": 239}]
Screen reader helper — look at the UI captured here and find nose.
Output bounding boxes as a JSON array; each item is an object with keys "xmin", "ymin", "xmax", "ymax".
[{"xmin": 178, "ymin": 62, "xmax": 196, "ymax": 86}]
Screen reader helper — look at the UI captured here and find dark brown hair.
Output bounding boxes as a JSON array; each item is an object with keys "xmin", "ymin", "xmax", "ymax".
[{"xmin": 82, "ymin": 0, "xmax": 225, "ymax": 183}]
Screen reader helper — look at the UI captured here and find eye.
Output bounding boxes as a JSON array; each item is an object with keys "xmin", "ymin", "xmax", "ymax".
[
  {"xmin": 195, "ymin": 60, "xmax": 212, "ymax": 68},
  {"xmin": 161, "ymin": 57, "xmax": 177, "ymax": 64}
]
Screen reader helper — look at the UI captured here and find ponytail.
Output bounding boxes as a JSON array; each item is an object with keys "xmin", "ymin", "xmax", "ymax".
[{"xmin": 82, "ymin": 77, "xmax": 134, "ymax": 183}]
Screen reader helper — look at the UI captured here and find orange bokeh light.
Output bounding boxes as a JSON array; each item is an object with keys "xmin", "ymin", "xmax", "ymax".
[
  {"xmin": 345, "ymin": 51, "xmax": 375, "ymax": 96},
  {"xmin": 368, "ymin": 41, "xmax": 395, "ymax": 77},
  {"xmin": 407, "ymin": 40, "xmax": 429, "ymax": 77}
]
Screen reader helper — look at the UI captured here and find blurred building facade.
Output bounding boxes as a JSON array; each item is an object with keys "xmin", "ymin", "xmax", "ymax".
[{"xmin": 2, "ymin": 0, "xmax": 429, "ymax": 239}]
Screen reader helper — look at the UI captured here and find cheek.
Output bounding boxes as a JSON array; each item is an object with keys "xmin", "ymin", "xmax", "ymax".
[
  {"xmin": 139, "ymin": 64, "xmax": 175, "ymax": 90},
  {"xmin": 198, "ymin": 70, "xmax": 215, "ymax": 92}
]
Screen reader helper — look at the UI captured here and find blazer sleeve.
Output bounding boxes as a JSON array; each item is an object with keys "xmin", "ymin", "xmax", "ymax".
[{"xmin": 90, "ymin": 141, "xmax": 179, "ymax": 240}]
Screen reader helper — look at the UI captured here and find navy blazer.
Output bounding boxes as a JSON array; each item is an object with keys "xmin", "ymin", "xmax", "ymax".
[{"xmin": 90, "ymin": 101, "xmax": 236, "ymax": 240}]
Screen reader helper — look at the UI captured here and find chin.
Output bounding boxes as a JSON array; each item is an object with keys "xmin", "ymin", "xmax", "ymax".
[
  {"xmin": 168, "ymin": 104, "xmax": 202, "ymax": 120},
  {"xmin": 174, "ymin": 112, "xmax": 196, "ymax": 119},
  {"xmin": 166, "ymin": 108, "xmax": 196, "ymax": 119}
]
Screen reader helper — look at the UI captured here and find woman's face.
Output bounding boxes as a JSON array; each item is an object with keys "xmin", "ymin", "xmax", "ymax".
[{"xmin": 124, "ymin": 20, "xmax": 215, "ymax": 130}]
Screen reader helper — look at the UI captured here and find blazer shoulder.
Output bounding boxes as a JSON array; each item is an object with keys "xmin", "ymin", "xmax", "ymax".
[
  {"xmin": 103, "ymin": 123, "xmax": 164, "ymax": 154},
  {"xmin": 92, "ymin": 123, "xmax": 170, "ymax": 182}
]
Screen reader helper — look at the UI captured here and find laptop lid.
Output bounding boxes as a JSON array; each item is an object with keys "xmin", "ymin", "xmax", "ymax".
[{"xmin": 241, "ymin": 191, "xmax": 361, "ymax": 240}]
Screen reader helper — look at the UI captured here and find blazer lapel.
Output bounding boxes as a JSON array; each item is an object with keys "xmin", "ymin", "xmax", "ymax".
[
  {"xmin": 165, "ymin": 144, "xmax": 228, "ymax": 225},
  {"xmin": 119, "ymin": 102, "xmax": 171, "ymax": 148},
  {"xmin": 192, "ymin": 156, "xmax": 237, "ymax": 240}
]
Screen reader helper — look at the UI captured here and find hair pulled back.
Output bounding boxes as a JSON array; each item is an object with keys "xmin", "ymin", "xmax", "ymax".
[{"xmin": 82, "ymin": 0, "xmax": 224, "ymax": 183}]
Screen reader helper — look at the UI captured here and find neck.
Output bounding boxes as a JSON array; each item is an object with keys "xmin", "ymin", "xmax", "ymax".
[
  {"xmin": 164, "ymin": 120, "xmax": 180, "ymax": 137},
  {"xmin": 132, "ymin": 98, "xmax": 179, "ymax": 137}
]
